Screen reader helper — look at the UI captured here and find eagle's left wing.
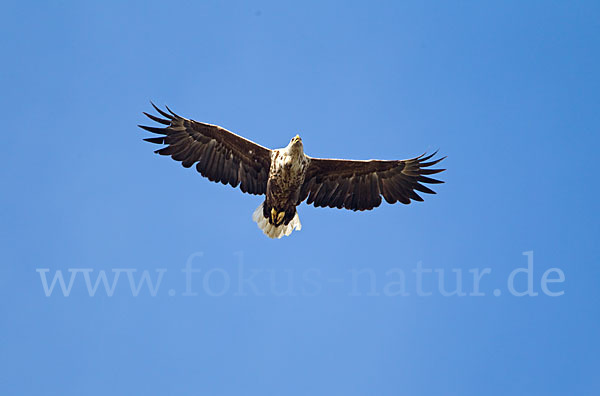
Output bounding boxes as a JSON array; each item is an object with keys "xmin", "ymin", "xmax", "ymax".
[
  {"xmin": 298, "ymin": 152, "xmax": 445, "ymax": 211},
  {"xmin": 139, "ymin": 104, "xmax": 272, "ymax": 195}
]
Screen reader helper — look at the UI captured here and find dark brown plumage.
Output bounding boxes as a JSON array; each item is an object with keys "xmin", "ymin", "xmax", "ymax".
[
  {"xmin": 299, "ymin": 153, "xmax": 445, "ymax": 211},
  {"xmin": 139, "ymin": 103, "xmax": 271, "ymax": 195},
  {"xmin": 139, "ymin": 104, "xmax": 445, "ymax": 238}
]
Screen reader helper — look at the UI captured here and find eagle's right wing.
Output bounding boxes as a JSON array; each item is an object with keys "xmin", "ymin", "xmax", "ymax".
[
  {"xmin": 299, "ymin": 152, "xmax": 445, "ymax": 211},
  {"xmin": 139, "ymin": 104, "xmax": 272, "ymax": 195}
]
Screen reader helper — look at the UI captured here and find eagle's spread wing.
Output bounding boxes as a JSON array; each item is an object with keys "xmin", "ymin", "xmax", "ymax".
[
  {"xmin": 139, "ymin": 104, "xmax": 272, "ymax": 195},
  {"xmin": 299, "ymin": 152, "xmax": 445, "ymax": 211}
]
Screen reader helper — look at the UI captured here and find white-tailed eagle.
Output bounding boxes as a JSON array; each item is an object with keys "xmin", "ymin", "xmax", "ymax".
[{"xmin": 139, "ymin": 104, "xmax": 445, "ymax": 238}]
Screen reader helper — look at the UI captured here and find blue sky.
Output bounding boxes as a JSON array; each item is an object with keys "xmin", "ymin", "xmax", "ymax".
[{"xmin": 1, "ymin": 1, "xmax": 599, "ymax": 395}]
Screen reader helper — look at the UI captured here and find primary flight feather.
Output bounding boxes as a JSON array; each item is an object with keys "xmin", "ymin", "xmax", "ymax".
[{"xmin": 139, "ymin": 104, "xmax": 445, "ymax": 238}]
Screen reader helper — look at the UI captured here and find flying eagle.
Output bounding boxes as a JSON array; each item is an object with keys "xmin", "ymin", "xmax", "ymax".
[{"xmin": 139, "ymin": 104, "xmax": 445, "ymax": 239}]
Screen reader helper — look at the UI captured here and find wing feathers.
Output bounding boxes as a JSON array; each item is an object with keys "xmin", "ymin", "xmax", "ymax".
[
  {"xmin": 140, "ymin": 105, "xmax": 271, "ymax": 195},
  {"xmin": 300, "ymin": 152, "xmax": 445, "ymax": 211},
  {"xmin": 143, "ymin": 137, "xmax": 165, "ymax": 144},
  {"xmin": 141, "ymin": 105, "xmax": 444, "ymax": 208},
  {"xmin": 138, "ymin": 125, "xmax": 167, "ymax": 135},
  {"xmin": 142, "ymin": 112, "xmax": 171, "ymax": 125},
  {"xmin": 151, "ymin": 102, "xmax": 174, "ymax": 120}
]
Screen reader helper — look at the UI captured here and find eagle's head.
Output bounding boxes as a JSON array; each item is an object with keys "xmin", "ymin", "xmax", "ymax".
[{"xmin": 287, "ymin": 134, "xmax": 303, "ymax": 154}]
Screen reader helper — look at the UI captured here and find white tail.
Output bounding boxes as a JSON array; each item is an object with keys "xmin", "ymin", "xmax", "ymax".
[{"xmin": 252, "ymin": 203, "xmax": 302, "ymax": 239}]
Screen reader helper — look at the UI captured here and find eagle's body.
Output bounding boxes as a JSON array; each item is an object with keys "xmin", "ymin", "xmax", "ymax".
[
  {"xmin": 256, "ymin": 137, "xmax": 309, "ymax": 238},
  {"xmin": 139, "ymin": 104, "xmax": 445, "ymax": 239}
]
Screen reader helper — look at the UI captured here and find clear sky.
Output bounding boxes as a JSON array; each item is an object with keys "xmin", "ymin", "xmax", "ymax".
[{"xmin": 1, "ymin": 1, "xmax": 599, "ymax": 395}]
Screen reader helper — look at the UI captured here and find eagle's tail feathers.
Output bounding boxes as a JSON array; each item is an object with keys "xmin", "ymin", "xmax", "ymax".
[{"xmin": 252, "ymin": 203, "xmax": 301, "ymax": 239}]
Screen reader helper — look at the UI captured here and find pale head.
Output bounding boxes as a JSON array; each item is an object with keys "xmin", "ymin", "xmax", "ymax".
[{"xmin": 287, "ymin": 134, "xmax": 304, "ymax": 154}]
